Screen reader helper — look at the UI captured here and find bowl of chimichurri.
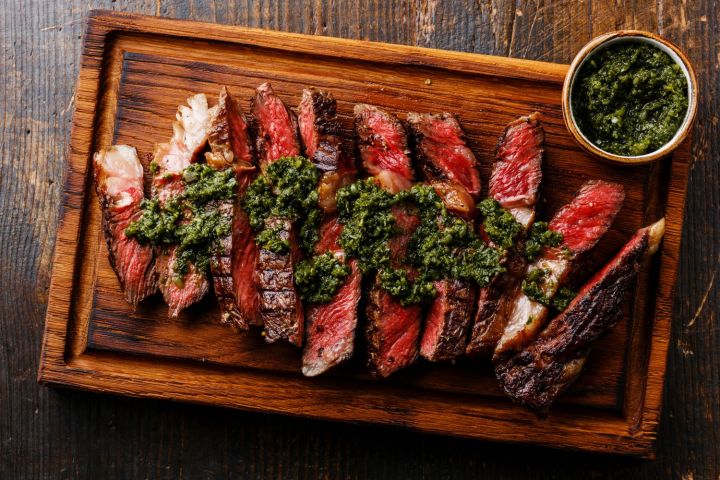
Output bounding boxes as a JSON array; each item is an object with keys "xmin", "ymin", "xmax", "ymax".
[{"xmin": 562, "ymin": 30, "xmax": 697, "ymax": 164}]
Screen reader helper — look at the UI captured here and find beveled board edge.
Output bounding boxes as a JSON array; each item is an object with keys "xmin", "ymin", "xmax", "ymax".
[{"xmin": 37, "ymin": 10, "xmax": 690, "ymax": 458}]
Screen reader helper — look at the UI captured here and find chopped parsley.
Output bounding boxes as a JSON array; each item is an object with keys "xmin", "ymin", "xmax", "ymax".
[
  {"xmin": 125, "ymin": 164, "xmax": 236, "ymax": 278},
  {"xmin": 521, "ymin": 268, "xmax": 576, "ymax": 311},
  {"xmin": 295, "ymin": 252, "xmax": 351, "ymax": 304},
  {"xmin": 478, "ymin": 198, "xmax": 523, "ymax": 249}
]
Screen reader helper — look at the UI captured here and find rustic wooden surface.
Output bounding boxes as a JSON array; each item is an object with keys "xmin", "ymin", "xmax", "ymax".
[{"xmin": 2, "ymin": 0, "xmax": 717, "ymax": 477}]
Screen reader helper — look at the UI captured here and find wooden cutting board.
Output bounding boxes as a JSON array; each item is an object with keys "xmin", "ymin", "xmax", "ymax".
[{"xmin": 39, "ymin": 10, "xmax": 690, "ymax": 458}]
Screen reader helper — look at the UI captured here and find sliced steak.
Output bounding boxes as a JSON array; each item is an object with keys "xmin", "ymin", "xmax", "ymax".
[
  {"xmin": 303, "ymin": 217, "xmax": 362, "ymax": 376},
  {"xmin": 466, "ymin": 113, "xmax": 545, "ymax": 356},
  {"xmin": 406, "ymin": 112, "xmax": 481, "ymax": 199},
  {"xmin": 298, "ymin": 88, "xmax": 356, "ymax": 212},
  {"xmin": 153, "ymin": 94, "xmax": 214, "ymax": 317},
  {"xmin": 254, "ymin": 217, "xmax": 304, "ymax": 345},
  {"xmin": 494, "ymin": 180, "xmax": 625, "ymax": 358},
  {"xmin": 419, "ymin": 278, "xmax": 475, "ymax": 362},
  {"xmin": 365, "ymin": 204, "xmax": 423, "ymax": 377},
  {"xmin": 495, "ymin": 219, "xmax": 665, "ymax": 412},
  {"xmin": 354, "ymin": 104, "xmax": 414, "ymax": 194},
  {"xmin": 93, "ymin": 145, "xmax": 157, "ymax": 305},
  {"xmin": 205, "ymin": 87, "xmax": 258, "ymax": 329},
  {"xmin": 251, "ymin": 83, "xmax": 304, "ymax": 344},
  {"xmin": 252, "ymin": 82, "xmax": 300, "ymax": 170}
]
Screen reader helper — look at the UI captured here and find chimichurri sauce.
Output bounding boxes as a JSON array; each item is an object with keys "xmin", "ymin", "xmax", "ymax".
[{"xmin": 572, "ymin": 42, "xmax": 688, "ymax": 156}]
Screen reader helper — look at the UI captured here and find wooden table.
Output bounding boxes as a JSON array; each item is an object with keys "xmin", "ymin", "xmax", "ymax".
[{"xmin": 1, "ymin": 1, "xmax": 717, "ymax": 477}]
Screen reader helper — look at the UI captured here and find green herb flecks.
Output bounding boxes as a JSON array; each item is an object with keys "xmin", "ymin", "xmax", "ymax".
[
  {"xmin": 525, "ymin": 221, "xmax": 564, "ymax": 261},
  {"xmin": 477, "ymin": 198, "xmax": 523, "ymax": 249},
  {"xmin": 521, "ymin": 268, "xmax": 575, "ymax": 311},
  {"xmin": 242, "ymin": 156, "xmax": 321, "ymax": 254},
  {"xmin": 295, "ymin": 252, "xmax": 351, "ymax": 304}
]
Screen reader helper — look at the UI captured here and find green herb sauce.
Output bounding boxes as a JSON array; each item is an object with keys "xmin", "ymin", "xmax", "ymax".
[
  {"xmin": 125, "ymin": 164, "xmax": 236, "ymax": 277},
  {"xmin": 477, "ymin": 199, "xmax": 523, "ymax": 249},
  {"xmin": 521, "ymin": 268, "xmax": 576, "ymax": 312},
  {"xmin": 242, "ymin": 156, "xmax": 321, "ymax": 254},
  {"xmin": 525, "ymin": 221, "xmax": 564, "ymax": 261},
  {"xmin": 295, "ymin": 252, "xmax": 351, "ymax": 304},
  {"xmin": 336, "ymin": 181, "xmax": 505, "ymax": 306},
  {"xmin": 572, "ymin": 42, "xmax": 688, "ymax": 156}
]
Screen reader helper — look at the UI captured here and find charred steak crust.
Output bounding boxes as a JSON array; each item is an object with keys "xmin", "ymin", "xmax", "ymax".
[
  {"xmin": 420, "ymin": 279, "xmax": 475, "ymax": 362},
  {"xmin": 495, "ymin": 229, "xmax": 651, "ymax": 413},
  {"xmin": 298, "ymin": 88, "xmax": 343, "ymax": 172},
  {"xmin": 251, "ymin": 82, "xmax": 300, "ymax": 169},
  {"xmin": 254, "ymin": 219, "xmax": 304, "ymax": 346}
]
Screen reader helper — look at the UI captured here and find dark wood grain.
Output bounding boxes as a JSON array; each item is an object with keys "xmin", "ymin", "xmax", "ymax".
[{"xmin": 2, "ymin": 0, "xmax": 718, "ymax": 478}]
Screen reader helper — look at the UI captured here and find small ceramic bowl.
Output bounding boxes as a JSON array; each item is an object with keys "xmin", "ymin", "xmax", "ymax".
[{"xmin": 562, "ymin": 30, "xmax": 698, "ymax": 164}]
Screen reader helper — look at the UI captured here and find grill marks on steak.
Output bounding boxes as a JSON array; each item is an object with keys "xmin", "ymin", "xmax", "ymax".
[
  {"xmin": 466, "ymin": 114, "xmax": 545, "ymax": 357},
  {"xmin": 366, "ymin": 205, "xmax": 423, "ymax": 377},
  {"xmin": 419, "ymin": 279, "xmax": 475, "ymax": 362},
  {"xmin": 354, "ymin": 104, "xmax": 414, "ymax": 194},
  {"xmin": 252, "ymin": 82, "xmax": 300, "ymax": 170},
  {"xmin": 496, "ymin": 219, "xmax": 665, "ymax": 412},
  {"xmin": 93, "ymin": 145, "xmax": 158, "ymax": 305},
  {"xmin": 299, "ymin": 88, "xmax": 356, "ymax": 213},
  {"xmin": 303, "ymin": 217, "xmax": 361, "ymax": 376},
  {"xmin": 205, "ymin": 87, "xmax": 258, "ymax": 329},
  {"xmin": 406, "ymin": 112, "xmax": 481, "ymax": 199},
  {"xmin": 494, "ymin": 180, "xmax": 625, "ymax": 358},
  {"xmin": 153, "ymin": 94, "xmax": 215, "ymax": 317},
  {"xmin": 251, "ymin": 83, "xmax": 304, "ymax": 345}
]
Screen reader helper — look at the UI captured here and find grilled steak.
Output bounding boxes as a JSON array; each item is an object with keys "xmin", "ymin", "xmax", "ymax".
[
  {"xmin": 252, "ymin": 82, "xmax": 300, "ymax": 170},
  {"xmin": 303, "ymin": 217, "xmax": 362, "ymax": 376},
  {"xmin": 495, "ymin": 219, "xmax": 665, "ymax": 412},
  {"xmin": 251, "ymin": 83, "xmax": 304, "ymax": 344},
  {"xmin": 354, "ymin": 104, "xmax": 414, "ymax": 194},
  {"xmin": 153, "ymin": 94, "xmax": 214, "ymax": 317},
  {"xmin": 494, "ymin": 180, "xmax": 625, "ymax": 358},
  {"xmin": 93, "ymin": 145, "xmax": 157, "ymax": 305},
  {"xmin": 406, "ymin": 112, "xmax": 481, "ymax": 199},
  {"xmin": 366, "ymin": 204, "xmax": 422, "ymax": 377},
  {"xmin": 205, "ymin": 87, "xmax": 258, "ymax": 329},
  {"xmin": 298, "ymin": 88, "xmax": 356, "ymax": 212},
  {"xmin": 406, "ymin": 113, "xmax": 480, "ymax": 362},
  {"xmin": 299, "ymin": 89, "xmax": 361, "ymax": 375},
  {"xmin": 466, "ymin": 114, "xmax": 545, "ymax": 356}
]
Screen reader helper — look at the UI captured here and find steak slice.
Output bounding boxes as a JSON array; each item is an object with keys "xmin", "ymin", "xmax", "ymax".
[
  {"xmin": 466, "ymin": 113, "xmax": 545, "ymax": 356},
  {"xmin": 205, "ymin": 87, "xmax": 258, "ymax": 329},
  {"xmin": 251, "ymin": 83, "xmax": 305, "ymax": 344},
  {"xmin": 298, "ymin": 88, "xmax": 356, "ymax": 212},
  {"xmin": 494, "ymin": 180, "xmax": 625, "ymax": 358},
  {"xmin": 252, "ymin": 82, "xmax": 300, "ymax": 170},
  {"xmin": 365, "ymin": 205, "xmax": 422, "ymax": 377},
  {"xmin": 406, "ymin": 112, "xmax": 481, "ymax": 199},
  {"xmin": 419, "ymin": 278, "xmax": 475, "ymax": 362},
  {"xmin": 93, "ymin": 145, "xmax": 157, "ymax": 305},
  {"xmin": 302, "ymin": 217, "xmax": 362, "ymax": 376},
  {"xmin": 153, "ymin": 94, "xmax": 214, "ymax": 317},
  {"xmin": 495, "ymin": 219, "xmax": 665, "ymax": 412},
  {"xmin": 354, "ymin": 104, "xmax": 414, "ymax": 193},
  {"xmin": 254, "ymin": 217, "xmax": 304, "ymax": 345}
]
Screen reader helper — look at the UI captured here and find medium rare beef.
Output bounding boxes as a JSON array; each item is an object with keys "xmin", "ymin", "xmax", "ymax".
[
  {"xmin": 466, "ymin": 114, "xmax": 545, "ymax": 356},
  {"xmin": 495, "ymin": 219, "xmax": 665, "ymax": 412},
  {"xmin": 406, "ymin": 112, "xmax": 480, "ymax": 362},
  {"xmin": 303, "ymin": 217, "xmax": 361, "ymax": 376},
  {"xmin": 494, "ymin": 180, "xmax": 625, "ymax": 358},
  {"xmin": 205, "ymin": 87, "xmax": 258, "ymax": 329},
  {"xmin": 419, "ymin": 279, "xmax": 475, "ymax": 362},
  {"xmin": 254, "ymin": 217, "xmax": 304, "ymax": 345},
  {"xmin": 251, "ymin": 83, "xmax": 304, "ymax": 344},
  {"xmin": 366, "ymin": 204, "xmax": 422, "ymax": 377},
  {"xmin": 354, "ymin": 104, "xmax": 414, "ymax": 194},
  {"xmin": 298, "ymin": 88, "xmax": 356, "ymax": 212},
  {"xmin": 153, "ymin": 94, "xmax": 214, "ymax": 317},
  {"xmin": 406, "ymin": 112, "xmax": 481, "ymax": 199},
  {"xmin": 252, "ymin": 82, "xmax": 300, "ymax": 170},
  {"xmin": 93, "ymin": 145, "xmax": 157, "ymax": 305}
]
